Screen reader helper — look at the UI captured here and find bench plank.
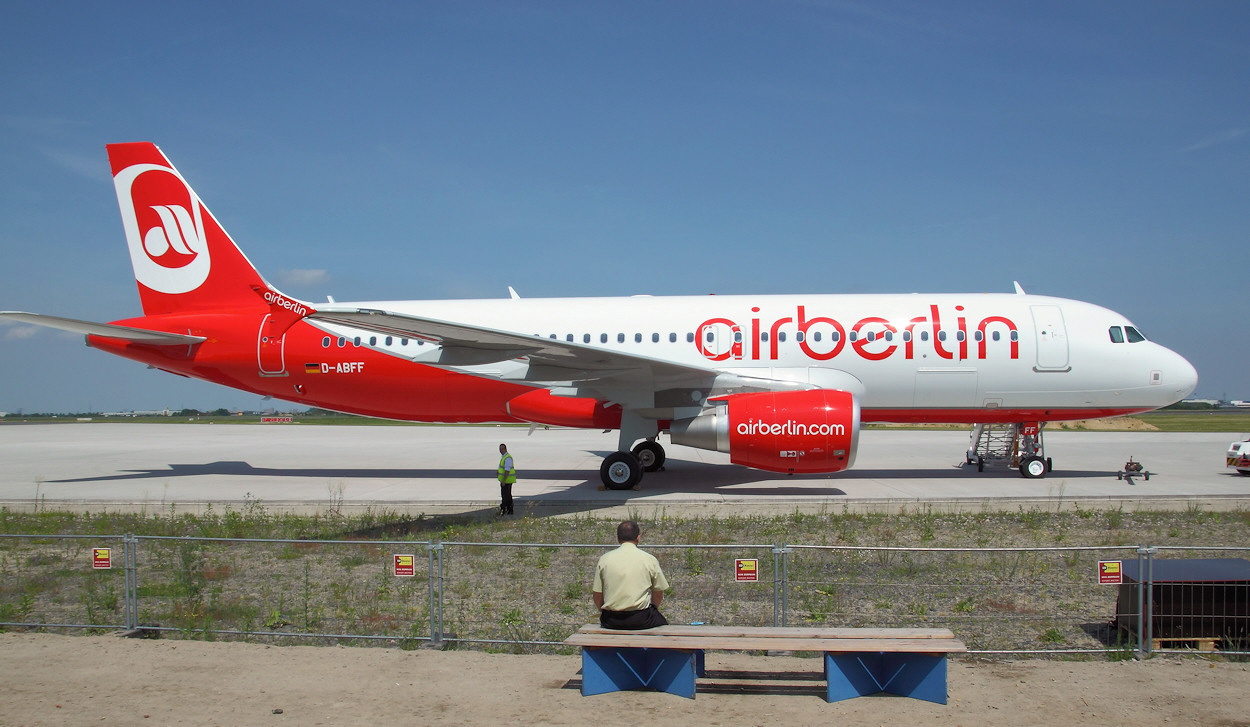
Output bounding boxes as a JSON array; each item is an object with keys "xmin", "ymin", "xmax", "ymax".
[
  {"xmin": 575, "ymin": 624, "xmax": 956, "ymax": 640},
  {"xmin": 565, "ymin": 633, "xmax": 966, "ymax": 653}
]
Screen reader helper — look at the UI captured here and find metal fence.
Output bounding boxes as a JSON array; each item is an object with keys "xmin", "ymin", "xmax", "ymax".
[{"xmin": 2, "ymin": 534, "xmax": 1247, "ymax": 656}]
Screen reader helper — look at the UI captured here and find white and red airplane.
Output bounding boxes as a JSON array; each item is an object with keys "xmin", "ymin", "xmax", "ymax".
[{"xmin": 2, "ymin": 143, "xmax": 1198, "ymax": 487}]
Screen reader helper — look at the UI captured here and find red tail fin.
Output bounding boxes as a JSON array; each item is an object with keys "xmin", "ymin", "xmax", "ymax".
[{"xmin": 108, "ymin": 142, "xmax": 271, "ymax": 316}]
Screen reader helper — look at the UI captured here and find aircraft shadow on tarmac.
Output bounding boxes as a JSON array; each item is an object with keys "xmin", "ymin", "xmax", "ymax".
[{"xmin": 49, "ymin": 452, "xmax": 1112, "ymax": 494}]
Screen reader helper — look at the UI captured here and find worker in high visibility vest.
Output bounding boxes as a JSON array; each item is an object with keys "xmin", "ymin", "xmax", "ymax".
[{"xmin": 497, "ymin": 443, "xmax": 516, "ymax": 515}]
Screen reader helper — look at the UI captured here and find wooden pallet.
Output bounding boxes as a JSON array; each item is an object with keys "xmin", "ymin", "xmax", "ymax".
[{"xmin": 1151, "ymin": 636, "xmax": 1219, "ymax": 652}]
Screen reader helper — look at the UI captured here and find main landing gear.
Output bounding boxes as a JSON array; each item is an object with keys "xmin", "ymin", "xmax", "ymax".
[
  {"xmin": 966, "ymin": 423, "xmax": 1053, "ymax": 479},
  {"xmin": 600, "ymin": 440, "xmax": 667, "ymax": 490}
]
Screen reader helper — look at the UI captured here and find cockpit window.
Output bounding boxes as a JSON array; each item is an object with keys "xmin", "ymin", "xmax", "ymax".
[
  {"xmin": 1109, "ymin": 327, "xmax": 1124, "ymax": 343},
  {"xmin": 1125, "ymin": 326, "xmax": 1146, "ymax": 343}
]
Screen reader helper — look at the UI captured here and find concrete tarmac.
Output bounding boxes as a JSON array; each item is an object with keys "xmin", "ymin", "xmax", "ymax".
[{"xmin": 1, "ymin": 423, "xmax": 1247, "ymax": 516}]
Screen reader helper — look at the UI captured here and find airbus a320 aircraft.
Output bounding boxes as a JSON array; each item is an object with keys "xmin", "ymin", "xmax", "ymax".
[{"xmin": 2, "ymin": 143, "xmax": 1198, "ymax": 488}]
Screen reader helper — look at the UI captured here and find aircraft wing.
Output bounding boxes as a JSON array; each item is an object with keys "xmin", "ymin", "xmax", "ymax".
[
  {"xmin": 308, "ymin": 306, "xmax": 809, "ymax": 406},
  {"xmin": 0, "ymin": 312, "xmax": 207, "ymax": 345}
]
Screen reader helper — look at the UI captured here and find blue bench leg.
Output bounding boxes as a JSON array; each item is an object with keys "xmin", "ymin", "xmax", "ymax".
[
  {"xmin": 581, "ymin": 647, "xmax": 697, "ymax": 699},
  {"xmin": 824, "ymin": 652, "xmax": 948, "ymax": 704}
]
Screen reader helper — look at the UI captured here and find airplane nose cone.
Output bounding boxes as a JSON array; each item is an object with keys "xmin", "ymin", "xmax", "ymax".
[{"xmin": 1168, "ymin": 350, "xmax": 1199, "ymax": 400}]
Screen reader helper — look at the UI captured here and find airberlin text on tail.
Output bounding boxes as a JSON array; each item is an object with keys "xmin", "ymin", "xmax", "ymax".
[{"xmin": 107, "ymin": 143, "xmax": 271, "ymax": 316}]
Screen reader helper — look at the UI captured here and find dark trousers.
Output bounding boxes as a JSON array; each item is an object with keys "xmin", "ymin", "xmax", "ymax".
[
  {"xmin": 499, "ymin": 482, "xmax": 513, "ymax": 514},
  {"xmin": 599, "ymin": 603, "xmax": 668, "ymax": 630}
]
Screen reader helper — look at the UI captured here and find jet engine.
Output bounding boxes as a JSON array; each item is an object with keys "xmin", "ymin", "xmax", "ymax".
[{"xmin": 670, "ymin": 389, "xmax": 860, "ymax": 473}]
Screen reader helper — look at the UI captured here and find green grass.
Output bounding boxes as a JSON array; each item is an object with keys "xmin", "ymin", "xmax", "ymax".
[{"xmin": 1136, "ymin": 411, "xmax": 1250, "ymax": 432}]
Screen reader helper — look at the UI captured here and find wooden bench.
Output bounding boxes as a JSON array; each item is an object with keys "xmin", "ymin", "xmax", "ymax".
[{"xmin": 564, "ymin": 624, "xmax": 966, "ymax": 703}]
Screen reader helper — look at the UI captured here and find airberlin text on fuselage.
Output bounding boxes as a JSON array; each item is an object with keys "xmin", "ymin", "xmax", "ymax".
[{"xmin": 695, "ymin": 304, "xmax": 1020, "ymax": 363}]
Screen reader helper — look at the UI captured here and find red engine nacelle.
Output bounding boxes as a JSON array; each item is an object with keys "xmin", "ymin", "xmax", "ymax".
[{"xmin": 670, "ymin": 389, "xmax": 860, "ymax": 474}]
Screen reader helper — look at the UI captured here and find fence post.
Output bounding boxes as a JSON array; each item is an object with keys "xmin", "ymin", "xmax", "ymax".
[
  {"xmin": 123, "ymin": 533, "xmax": 138, "ymax": 630},
  {"xmin": 1135, "ymin": 545, "xmax": 1157, "ymax": 657},
  {"xmin": 772, "ymin": 545, "xmax": 791, "ymax": 627},
  {"xmin": 427, "ymin": 540, "xmax": 444, "ymax": 646}
]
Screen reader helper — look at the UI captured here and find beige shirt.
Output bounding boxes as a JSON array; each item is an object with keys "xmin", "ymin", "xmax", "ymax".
[{"xmin": 593, "ymin": 542, "xmax": 669, "ymax": 612}]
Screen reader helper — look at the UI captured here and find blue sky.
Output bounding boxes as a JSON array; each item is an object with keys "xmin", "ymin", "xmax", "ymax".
[{"xmin": 1, "ymin": 1, "xmax": 1246, "ymax": 413}]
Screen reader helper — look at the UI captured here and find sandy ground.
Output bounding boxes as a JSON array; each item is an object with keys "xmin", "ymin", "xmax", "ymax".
[{"xmin": 2, "ymin": 634, "xmax": 1249, "ymax": 726}]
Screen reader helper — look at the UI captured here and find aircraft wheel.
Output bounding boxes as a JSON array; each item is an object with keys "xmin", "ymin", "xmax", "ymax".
[
  {"xmin": 977, "ymin": 457, "xmax": 985, "ymax": 472},
  {"xmin": 1046, "ymin": 457, "xmax": 1053, "ymax": 472},
  {"xmin": 601, "ymin": 452, "xmax": 643, "ymax": 490},
  {"xmin": 1019, "ymin": 456, "xmax": 1048, "ymax": 479},
  {"xmin": 632, "ymin": 441, "xmax": 666, "ymax": 472}
]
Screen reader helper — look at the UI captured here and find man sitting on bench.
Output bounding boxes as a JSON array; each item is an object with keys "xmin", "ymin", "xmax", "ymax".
[{"xmin": 592, "ymin": 520, "xmax": 670, "ymax": 629}]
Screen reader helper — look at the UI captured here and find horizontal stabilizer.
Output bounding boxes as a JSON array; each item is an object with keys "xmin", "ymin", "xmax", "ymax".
[{"xmin": 0, "ymin": 312, "xmax": 206, "ymax": 345}]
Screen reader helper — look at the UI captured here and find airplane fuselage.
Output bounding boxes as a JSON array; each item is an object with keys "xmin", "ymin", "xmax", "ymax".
[{"xmin": 94, "ymin": 291, "xmax": 1193, "ymax": 425}]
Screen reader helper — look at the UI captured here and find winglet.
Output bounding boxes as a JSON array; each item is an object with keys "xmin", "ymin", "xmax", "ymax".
[{"xmin": 1013, "ymin": 281, "xmax": 1026, "ymax": 295}]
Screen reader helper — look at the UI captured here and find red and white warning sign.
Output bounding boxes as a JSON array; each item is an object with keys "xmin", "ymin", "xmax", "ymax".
[
  {"xmin": 393, "ymin": 554, "xmax": 415, "ymax": 577},
  {"xmin": 735, "ymin": 558, "xmax": 759, "ymax": 582},
  {"xmin": 93, "ymin": 548, "xmax": 112, "ymax": 569}
]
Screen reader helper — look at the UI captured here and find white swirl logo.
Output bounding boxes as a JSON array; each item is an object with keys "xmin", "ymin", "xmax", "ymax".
[{"xmin": 114, "ymin": 163, "xmax": 212, "ymax": 294}]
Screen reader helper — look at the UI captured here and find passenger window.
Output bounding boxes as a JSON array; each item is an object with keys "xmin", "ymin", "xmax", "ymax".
[
  {"xmin": 778, "ymin": 332, "xmax": 787, "ymax": 342},
  {"xmin": 369, "ymin": 336, "xmax": 377, "ymax": 346},
  {"xmin": 600, "ymin": 333, "xmax": 608, "ymax": 344},
  {"xmin": 337, "ymin": 337, "xmax": 346, "ymax": 348},
  {"xmin": 385, "ymin": 336, "xmax": 393, "ymax": 346},
  {"xmin": 1109, "ymin": 327, "xmax": 1124, "ymax": 343},
  {"xmin": 1125, "ymin": 326, "xmax": 1146, "ymax": 343},
  {"xmin": 584, "ymin": 334, "xmax": 591, "ymax": 343},
  {"xmin": 322, "ymin": 337, "xmax": 331, "ymax": 348},
  {"xmin": 687, "ymin": 332, "xmax": 694, "ymax": 343},
  {"xmin": 617, "ymin": 333, "xmax": 625, "ymax": 343},
  {"xmin": 652, "ymin": 333, "xmax": 660, "ymax": 343}
]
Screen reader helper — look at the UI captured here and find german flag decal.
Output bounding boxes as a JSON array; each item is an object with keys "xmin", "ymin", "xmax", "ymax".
[{"xmin": 304, "ymin": 363, "xmax": 322, "ymax": 374}]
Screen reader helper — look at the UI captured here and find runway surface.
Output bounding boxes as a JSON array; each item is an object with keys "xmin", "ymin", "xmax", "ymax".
[{"xmin": 1, "ymin": 423, "xmax": 1247, "ymax": 515}]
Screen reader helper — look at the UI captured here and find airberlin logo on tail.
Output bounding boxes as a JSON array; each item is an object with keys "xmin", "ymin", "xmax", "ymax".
[{"xmin": 114, "ymin": 163, "xmax": 211, "ymax": 295}]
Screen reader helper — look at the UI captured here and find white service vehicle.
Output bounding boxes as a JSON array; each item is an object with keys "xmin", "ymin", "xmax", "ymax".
[{"xmin": 1228, "ymin": 439, "xmax": 1250, "ymax": 476}]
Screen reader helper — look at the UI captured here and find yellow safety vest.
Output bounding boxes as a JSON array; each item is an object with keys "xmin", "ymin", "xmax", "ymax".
[{"xmin": 498, "ymin": 454, "xmax": 517, "ymax": 484}]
